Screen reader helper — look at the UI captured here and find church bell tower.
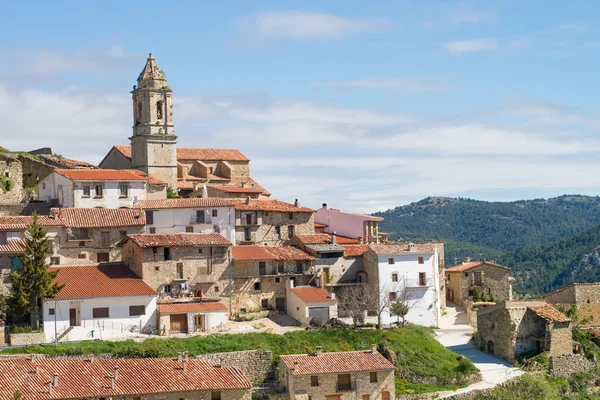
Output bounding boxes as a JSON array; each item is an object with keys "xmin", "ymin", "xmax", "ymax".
[{"xmin": 130, "ymin": 53, "xmax": 178, "ymax": 189}]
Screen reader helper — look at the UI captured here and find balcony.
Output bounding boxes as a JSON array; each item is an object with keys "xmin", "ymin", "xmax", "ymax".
[
  {"xmin": 233, "ymin": 266, "xmax": 318, "ymax": 279},
  {"xmin": 239, "ymin": 232, "xmax": 257, "ymax": 244},
  {"xmin": 336, "ymin": 385, "xmax": 353, "ymax": 393},
  {"xmin": 191, "ymin": 216, "xmax": 212, "ymax": 226},
  {"xmin": 405, "ymin": 278, "xmax": 433, "ymax": 289}
]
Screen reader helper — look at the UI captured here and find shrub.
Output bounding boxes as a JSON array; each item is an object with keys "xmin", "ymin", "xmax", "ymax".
[{"xmin": 10, "ymin": 325, "xmax": 42, "ymax": 334}]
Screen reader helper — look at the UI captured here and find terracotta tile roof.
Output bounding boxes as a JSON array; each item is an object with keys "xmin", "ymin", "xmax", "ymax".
[
  {"xmin": 50, "ymin": 264, "xmax": 156, "ymax": 299},
  {"xmin": 291, "ymin": 286, "xmax": 337, "ymax": 304},
  {"xmin": 136, "ymin": 198, "xmax": 233, "ymax": 209},
  {"xmin": 177, "ymin": 178, "xmax": 229, "ymax": 189},
  {"xmin": 0, "ymin": 215, "xmax": 63, "ymax": 230},
  {"xmin": 210, "ymin": 185, "xmax": 265, "ymax": 194},
  {"xmin": 122, "ymin": 233, "xmax": 231, "ymax": 247},
  {"xmin": 527, "ymin": 305, "xmax": 571, "ymax": 323},
  {"xmin": 0, "ymin": 239, "xmax": 25, "ymax": 253},
  {"xmin": 40, "ymin": 154, "xmax": 97, "ymax": 169},
  {"xmin": 114, "ymin": 145, "xmax": 249, "ymax": 162},
  {"xmin": 0, "ymin": 357, "xmax": 251, "ymax": 398},
  {"xmin": 295, "ymin": 233, "xmax": 360, "ymax": 245},
  {"xmin": 369, "ymin": 242, "xmax": 441, "ymax": 255},
  {"xmin": 314, "ymin": 223, "xmax": 327, "ymax": 228},
  {"xmin": 234, "ymin": 199, "xmax": 313, "ymax": 213},
  {"xmin": 446, "ymin": 260, "xmax": 510, "ymax": 273},
  {"xmin": 232, "ymin": 246, "xmax": 314, "ymax": 261},
  {"xmin": 129, "ymin": 170, "xmax": 167, "ymax": 185},
  {"xmin": 280, "ymin": 350, "xmax": 395, "ymax": 375},
  {"xmin": 158, "ymin": 301, "xmax": 228, "ymax": 313},
  {"xmin": 342, "ymin": 244, "xmax": 370, "ymax": 257},
  {"xmin": 589, "ymin": 328, "xmax": 600, "ymax": 338},
  {"xmin": 49, "ymin": 207, "xmax": 145, "ymax": 228},
  {"xmin": 114, "ymin": 144, "xmax": 132, "ymax": 158},
  {"xmin": 54, "ymin": 169, "xmax": 149, "ymax": 181}
]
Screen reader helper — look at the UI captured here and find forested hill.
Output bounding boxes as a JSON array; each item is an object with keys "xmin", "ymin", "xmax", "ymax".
[{"xmin": 374, "ymin": 195, "xmax": 600, "ymax": 266}]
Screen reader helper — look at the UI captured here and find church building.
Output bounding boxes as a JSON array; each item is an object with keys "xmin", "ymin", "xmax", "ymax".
[{"xmin": 99, "ymin": 53, "xmax": 269, "ymax": 198}]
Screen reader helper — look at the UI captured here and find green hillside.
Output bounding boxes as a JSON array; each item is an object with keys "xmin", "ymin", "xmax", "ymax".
[{"xmin": 375, "ymin": 195, "xmax": 600, "ymax": 266}]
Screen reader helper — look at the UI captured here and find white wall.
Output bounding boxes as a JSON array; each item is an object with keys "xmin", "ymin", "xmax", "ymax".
[
  {"xmin": 38, "ymin": 173, "xmax": 73, "ymax": 206},
  {"xmin": 377, "ymin": 251, "xmax": 440, "ymax": 327},
  {"xmin": 148, "ymin": 207, "xmax": 236, "ymax": 244},
  {"xmin": 315, "ymin": 206, "xmax": 376, "ymax": 239},
  {"xmin": 285, "ymin": 285, "xmax": 337, "ymax": 326},
  {"xmin": 43, "ymin": 295, "xmax": 157, "ymax": 343}
]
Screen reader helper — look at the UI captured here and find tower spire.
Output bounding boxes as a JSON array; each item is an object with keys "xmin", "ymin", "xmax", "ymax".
[{"xmin": 137, "ymin": 52, "xmax": 167, "ymax": 89}]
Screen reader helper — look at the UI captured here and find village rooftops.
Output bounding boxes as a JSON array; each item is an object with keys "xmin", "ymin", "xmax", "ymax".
[
  {"xmin": 295, "ymin": 233, "xmax": 361, "ymax": 245},
  {"xmin": 0, "ymin": 208, "xmax": 145, "ymax": 230},
  {"xmin": 136, "ymin": 197, "xmax": 233, "ymax": 209},
  {"xmin": 0, "ymin": 215, "xmax": 63, "ymax": 230},
  {"xmin": 446, "ymin": 260, "xmax": 510, "ymax": 273},
  {"xmin": 53, "ymin": 168, "xmax": 153, "ymax": 181},
  {"xmin": 112, "ymin": 144, "xmax": 250, "ymax": 162},
  {"xmin": 280, "ymin": 348, "xmax": 395, "ymax": 375},
  {"xmin": 232, "ymin": 246, "xmax": 315, "ymax": 261},
  {"xmin": 477, "ymin": 300, "xmax": 571, "ymax": 323},
  {"xmin": 369, "ymin": 242, "xmax": 441, "ymax": 255},
  {"xmin": 0, "ymin": 356, "xmax": 251, "ymax": 399},
  {"xmin": 158, "ymin": 301, "xmax": 228, "ymax": 313},
  {"xmin": 119, "ymin": 233, "xmax": 231, "ymax": 247},
  {"xmin": 234, "ymin": 198, "xmax": 313, "ymax": 213},
  {"xmin": 341, "ymin": 244, "xmax": 370, "ymax": 257},
  {"xmin": 291, "ymin": 287, "xmax": 337, "ymax": 304},
  {"xmin": 49, "ymin": 263, "xmax": 156, "ymax": 300},
  {"xmin": 210, "ymin": 185, "xmax": 265, "ymax": 194},
  {"xmin": 527, "ymin": 304, "xmax": 571, "ymax": 323},
  {"xmin": 543, "ymin": 282, "xmax": 600, "ymax": 298},
  {"xmin": 0, "ymin": 238, "xmax": 25, "ymax": 254}
]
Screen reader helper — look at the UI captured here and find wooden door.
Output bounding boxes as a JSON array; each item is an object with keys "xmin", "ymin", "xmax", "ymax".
[
  {"xmin": 326, "ymin": 396, "xmax": 341, "ymax": 400},
  {"xmin": 170, "ymin": 314, "xmax": 188, "ymax": 333},
  {"xmin": 382, "ymin": 392, "xmax": 390, "ymax": 400},
  {"xmin": 276, "ymin": 298, "xmax": 285, "ymax": 311},
  {"xmin": 69, "ymin": 308, "xmax": 77, "ymax": 326}
]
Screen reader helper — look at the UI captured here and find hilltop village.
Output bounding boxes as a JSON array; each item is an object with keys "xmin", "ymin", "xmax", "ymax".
[{"xmin": 0, "ymin": 54, "xmax": 599, "ymax": 399}]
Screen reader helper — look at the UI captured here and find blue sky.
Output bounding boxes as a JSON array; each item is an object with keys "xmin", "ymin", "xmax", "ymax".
[{"xmin": 1, "ymin": 1, "xmax": 600, "ymax": 212}]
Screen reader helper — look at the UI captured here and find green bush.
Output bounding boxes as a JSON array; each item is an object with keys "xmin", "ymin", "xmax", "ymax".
[{"xmin": 10, "ymin": 325, "xmax": 42, "ymax": 334}]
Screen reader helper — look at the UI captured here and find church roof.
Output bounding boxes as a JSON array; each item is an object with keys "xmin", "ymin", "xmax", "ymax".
[
  {"xmin": 112, "ymin": 145, "xmax": 249, "ymax": 162},
  {"xmin": 137, "ymin": 53, "xmax": 167, "ymax": 84}
]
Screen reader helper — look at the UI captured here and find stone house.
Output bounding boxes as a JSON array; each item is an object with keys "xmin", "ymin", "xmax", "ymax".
[
  {"xmin": 286, "ymin": 282, "xmax": 338, "ymax": 326},
  {"xmin": 445, "ymin": 260, "xmax": 513, "ymax": 304},
  {"xmin": 202, "ymin": 185, "xmax": 265, "ymax": 199},
  {"xmin": 234, "ymin": 198, "xmax": 315, "ymax": 246},
  {"xmin": 279, "ymin": 346, "xmax": 395, "ymax": 400},
  {"xmin": 43, "ymin": 263, "xmax": 158, "ymax": 343},
  {"xmin": 363, "ymin": 243, "xmax": 443, "ymax": 327},
  {"xmin": 476, "ymin": 301, "xmax": 572, "ymax": 363},
  {"xmin": 136, "ymin": 197, "xmax": 236, "ymax": 243},
  {"xmin": 157, "ymin": 300, "xmax": 229, "ymax": 336},
  {"xmin": 0, "ymin": 356, "xmax": 252, "ymax": 400},
  {"xmin": 314, "ymin": 204, "xmax": 387, "ymax": 243},
  {"xmin": 231, "ymin": 246, "xmax": 317, "ymax": 314},
  {"xmin": 544, "ymin": 283, "xmax": 600, "ymax": 325},
  {"xmin": 38, "ymin": 169, "xmax": 165, "ymax": 208},
  {"xmin": 0, "ymin": 239, "xmax": 24, "ymax": 296}
]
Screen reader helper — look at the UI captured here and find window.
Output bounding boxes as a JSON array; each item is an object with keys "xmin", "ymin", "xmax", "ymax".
[
  {"xmin": 288, "ymin": 225, "xmax": 295, "ymax": 239},
  {"xmin": 213, "ymin": 247, "xmax": 227, "ymax": 258},
  {"xmin": 212, "ymin": 209, "xmax": 218, "ymax": 217},
  {"xmin": 244, "ymin": 228, "xmax": 251, "ymax": 242},
  {"xmin": 42, "ymin": 182, "xmax": 46, "ymax": 190},
  {"xmin": 277, "ymin": 261, "xmax": 284, "ymax": 274},
  {"xmin": 391, "ymin": 273, "xmax": 398, "ymax": 282},
  {"xmin": 175, "ymin": 263, "xmax": 184, "ymax": 279},
  {"xmin": 245, "ymin": 213, "xmax": 254, "ymax": 225},
  {"xmin": 149, "ymin": 227, "xmax": 156, "ymax": 234},
  {"xmin": 418, "ymin": 256, "xmax": 424, "ymax": 264},
  {"xmin": 474, "ymin": 271, "xmax": 482, "ymax": 286},
  {"xmin": 389, "ymin": 292, "xmax": 397, "ymax": 301},
  {"xmin": 146, "ymin": 211, "xmax": 154, "ymax": 225},
  {"xmin": 78, "ymin": 253, "xmax": 86, "ymax": 259},
  {"xmin": 92, "ymin": 307, "xmax": 109, "ymax": 318},
  {"xmin": 50, "ymin": 256, "xmax": 60, "ymax": 265},
  {"xmin": 101, "ymin": 232, "xmax": 110, "ymax": 247},
  {"xmin": 275, "ymin": 277, "xmax": 280, "ymax": 283},
  {"xmin": 254, "ymin": 282, "xmax": 261, "ymax": 291},
  {"xmin": 198, "ymin": 248, "xmax": 203, "ymax": 254},
  {"xmin": 261, "ymin": 299, "xmax": 269, "ymax": 309},
  {"xmin": 82, "ymin": 185, "xmax": 90, "ymax": 197},
  {"xmin": 156, "ymin": 100, "xmax": 163, "ymax": 119},
  {"xmin": 196, "ymin": 210, "xmax": 205, "ymax": 223},
  {"xmin": 209, "ymin": 167, "xmax": 214, "ymax": 175},
  {"xmin": 288, "ymin": 212, "xmax": 293, "ymax": 220},
  {"xmin": 164, "ymin": 284, "xmax": 172, "ymax": 293},
  {"xmin": 388, "ymin": 258, "xmax": 395, "ymax": 265},
  {"xmin": 94, "ymin": 185, "xmax": 103, "ymax": 197},
  {"xmin": 119, "ymin": 230, "xmax": 127, "ymax": 239},
  {"xmin": 186, "ymin": 226, "xmax": 194, "ymax": 233},
  {"xmin": 97, "ymin": 253, "xmax": 109, "ymax": 263},
  {"xmin": 49, "ymin": 308, "xmax": 55, "ymax": 316},
  {"xmin": 214, "ymin": 286, "xmax": 219, "ymax": 293},
  {"xmin": 296, "ymin": 261, "xmax": 304, "ymax": 273},
  {"xmin": 311, "ymin": 376, "xmax": 319, "ymax": 387},
  {"xmin": 129, "ymin": 305, "xmax": 145, "ymax": 316},
  {"xmin": 275, "ymin": 225, "xmax": 281, "ymax": 238},
  {"xmin": 337, "ymin": 374, "xmax": 351, "ymax": 391},
  {"xmin": 155, "ymin": 265, "xmax": 160, "ymax": 271},
  {"xmin": 382, "ymin": 392, "xmax": 390, "ymax": 400},
  {"xmin": 164, "ymin": 247, "xmax": 171, "ymax": 261},
  {"xmin": 259, "ymin": 261, "xmax": 266, "ymax": 276},
  {"xmin": 211, "ymin": 392, "xmax": 221, "ymax": 400},
  {"xmin": 119, "ymin": 185, "xmax": 128, "ymax": 197},
  {"xmin": 464, "ymin": 272, "xmax": 469, "ymax": 277},
  {"xmin": 419, "ymin": 272, "xmax": 427, "ymax": 286},
  {"xmin": 370, "ymin": 372, "xmax": 378, "ymax": 383}
]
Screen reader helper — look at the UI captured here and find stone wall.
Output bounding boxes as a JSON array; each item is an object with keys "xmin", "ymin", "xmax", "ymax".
[
  {"xmin": 0, "ymin": 200, "xmax": 53, "ymax": 216},
  {"xmin": 9, "ymin": 331, "xmax": 46, "ymax": 346},
  {"xmin": 196, "ymin": 350, "xmax": 274, "ymax": 383},
  {"xmin": 549, "ymin": 354, "xmax": 596, "ymax": 378},
  {"xmin": 235, "ymin": 211, "xmax": 314, "ymax": 246},
  {"xmin": 0, "ymin": 154, "xmax": 24, "ymax": 205},
  {"xmin": 0, "ymin": 323, "xmax": 5, "ymax": 346},
  {"xmin": 547, "ymin": 321, "xmax": 573, "ymax": 357}
]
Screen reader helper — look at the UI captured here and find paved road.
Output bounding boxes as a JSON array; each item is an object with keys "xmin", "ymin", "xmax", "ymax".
[{"xmin": 433, "ymin": 303, "xmax": 523, "ymax": 398}]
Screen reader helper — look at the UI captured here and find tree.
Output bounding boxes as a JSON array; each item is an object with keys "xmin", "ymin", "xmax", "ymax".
[
  {"xmin": 391, "ymin": 301, "xmax": 410, "ymax": 327},
  {"xmin": 9, "ymin": 213, "xmax": 64, "ymax": 330},
  {"xmin": 166, "ymin": 186, "xmax": 177, "ymax": 199}
]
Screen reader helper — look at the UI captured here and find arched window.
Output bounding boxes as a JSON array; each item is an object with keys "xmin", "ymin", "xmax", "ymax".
[
  {"xmin": 156, "ymin": 101, "xmax": 163, "ymax": 119},
  {"xmin": 137, "ymin": 102, "xmax": 142, "ymax": 121}
]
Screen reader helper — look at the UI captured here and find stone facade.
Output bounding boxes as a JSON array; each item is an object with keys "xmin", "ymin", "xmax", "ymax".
[
  {"xmin": 0, "ymin": 154, "xmax": 24, "ymax": 205},
  {"xmin": 545, "ymin": 283, "xmax": 600, "ymax": 325},
  {"xmin": 196, "ymin": 350, "xmax": 274, "ymax": 383},
  {"xmin": 89, "ymin": 390, "xmax": 251, "ymax": 400},
  {"xmin": 9, "ymin": 332, "xmax": 46, "ymax": 346},
  {"xmin": 548, "ymin": 354, "xmax": 597, "ymax": 378},
  {"xmin": 235, "ymin": 210, "xmax": 314, "ymax": 246},
  {"xmin": 445, "ymin": 262, "xmax": 512, "ymax": 304}
]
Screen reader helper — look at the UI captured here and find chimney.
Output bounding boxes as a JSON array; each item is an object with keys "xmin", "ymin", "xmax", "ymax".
[
  {"xmin": 177, "ymin": 353, "xmax": 183, "ymax": 362},
  {"xmin": 371, "ymin": 344, "xmax": 377, "ymax": 353},
  {"xmin": 322, "ymin": 203, "xmax": 328, "ymax": 209},
  {"xmin": 315, "ymin": 346, "xmax": 322, "ymax": 356},
  {"xmin": 182, "ymin": 358, "xmax": 188, "ymax": 372},
  {"xmin": 357, "ymin": 236, "xmax": 363, "ymax": 244},
  {"xmin": 464, "ymin": 257, "xmax": 471, "ymax": 263},
  {"xmin": 288, "ymin": 278, "xmax": 295, "ymax": 289},
  {"xmin": 493, "ymin": 258, "xmax": 497, "ymax": 264},
  {"xmin": 35, "ymin": 365, "xmax": 39, "ymax": 374},
  {"xmin": 294, "ymin": 199, "xmax": 299, "ymax": 207},
  {"xmin": 110, "ymin": 376, "xmax": 115, "ymax": 389},
  {"xmin": 113, "ymin": 366, "xmax": 119, "ymax": 381},
  {"xmin": 329, "ymin": 292, "xmax": 335, "ymax": 300},
  {"xmin": 88, "ymin": 354, "xmax": 94, "ymax": 363},
  {"xmin": 184, "ymin": 351, "xmax": 189, "ymax": 361},
  {"xmin": 408, "ymin": 242, "xmax": 416, "ymax": 252},
  {"xmin": 53, "ymin": 373, "xmax": 59, "ymax": 387},
  {"xmin": 293, "ymin": 361, "xmax": 299, "ymax": 370},
  {"xmin": 30, "ymin": 354, "xmax": 36, "ymax": 362},
  {"xmin": 193, "ymin": 182, "xmax": 199, "ymax": 191},
  {"xmin": 331, "ymin": 232, "xmax": 337, "ymax": 245}
]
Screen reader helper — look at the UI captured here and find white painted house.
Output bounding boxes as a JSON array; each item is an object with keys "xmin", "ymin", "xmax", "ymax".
[
  {"xmin": 286, "ymin": 280, "xmax": 338, "ymax": 326},
  {"xmin": 135, "ymin": 198, "xmax": 236, "ymax": 244},
  {"xmin": 365, "ymin": 242, "xmax": 443, "ymax": 328},
  {"xmin": 38, "ymin": 169, "xmax": 162, "ymax": 208},
  {"xmin": 43, "ymin": 263, "xmax": 158, "ymax": 343},
  {"xmin": 315, "ymin": 204, "xmax": 385, "ymax": 243}
]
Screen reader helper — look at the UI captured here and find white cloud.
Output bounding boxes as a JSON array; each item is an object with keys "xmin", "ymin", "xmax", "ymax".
[
  {"xmin": 312, "ymin": 77, "xmax": 449, "ymax": 91},
  {"xmin": 445, "ymin": 38, "xmax": 499, "ymax": 55},
  {"xmin": 240, "ymin": 10, "xmax": 382, "ymax": 40}
]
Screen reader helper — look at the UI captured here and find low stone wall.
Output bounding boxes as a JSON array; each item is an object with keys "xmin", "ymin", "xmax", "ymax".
[
  {"xmin": 397, "ymin": 369, "xmax": 482, "ymax": 387},
  {"xmin": 549, "ymin": 354, "xmax": 596, "ymax": 378},
  {"xmin": 9, "ymin": 332, "xmax": 46, "ymax": 346},
  {"xmin": 0, "ymin": 324, "xmax": 5, "ymax": 347},
  {"xmin": 196, "ymin": 350, "xmax": 274, "ymax": 383}
]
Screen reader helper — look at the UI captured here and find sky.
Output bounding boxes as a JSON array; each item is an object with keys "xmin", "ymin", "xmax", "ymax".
[{"xmin": 1, "ymin": 1, "xmax": 600, "ymax": 213}]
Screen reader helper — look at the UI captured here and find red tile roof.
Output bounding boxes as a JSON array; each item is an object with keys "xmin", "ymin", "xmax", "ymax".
[
  {"xmin": 369, "ymin": 242, "xmax": 441, "ymax": 255},
  {"xmin": 0, "ymin": 239, "xmax": 25, "ymax": 254},
  {"xmin": 291, "ymin": 287, "xmax": 336, "ymax": 304},
  {"xmin": 527, "ymin": 305, "xmax": 571, "ymax": 323},
  {"xmin": 158, "ymin": 301, "xmax": 228, "ymax": 313},
  {"xmin": 54, "ymin": 169, "xmax": 149, "ymax": 181},
  {"xmin": 0, "ymin": 215, "xmax": 63, "ymax": 230},
  {"xmin": 280, "ymin": 350, "xmax": 395, "ymax": 375},
  {"xmin": 114, "ymin": 145, "xmax": 249, "ymax": 162},
  {"xmin": 446, "ymin": 260, "xmax": 510, "ymax": 273},
  {"xmin": 295, "ymin": 233, "xmax": 360, "ymax": 245},
  {"xmin": 210, "ymin": 185, "xmax": 265, "ymax": 194},
  {"xmin": 42, "ymin": 155, "xmax": 97, "ymax": 169},
  {"xmin": 123, "ymin": 233, "xmax": 231, "ymax": 247},
  {"xmin": 234, "ymin": 199, "xmax": 313, "ymax": 213},
  {"xmin": 50, "ymin": 207, "xmax": 145, "ymax": 228},
  {"xmin": 232, "ymin": 246, "xmax": 314, "ymax": 261},
  {"xmin": 50, "ymin": 264, "xmax": 156, "ymax": 299},
  {"xmin": 342, "ymin": 244, "xmax": 370, "ymax": 257},
  {"xmin": 136, "ymin": 198, "xmax": 233, "ymax": 209},
  {"xmin": 314, "ymin": 223, "xmax": 327, "ymax": 228},
  {"xmin": 129, "ymin": 170, "xmax": 167, "ymax": 185},
  {"xmin": 0, "ymin": 357, "xmax": 251, "ymax": 399}
]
